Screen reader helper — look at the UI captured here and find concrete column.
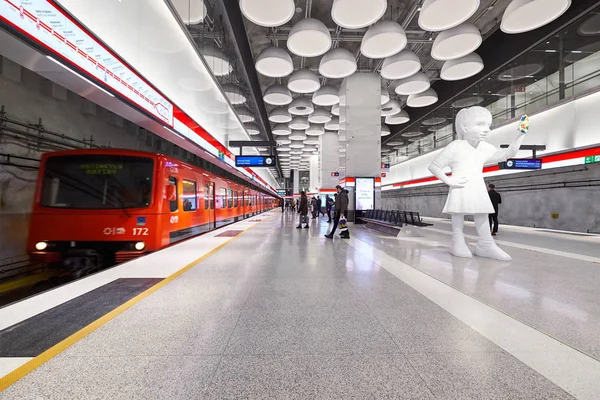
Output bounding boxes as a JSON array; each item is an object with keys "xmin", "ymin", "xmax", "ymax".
[
  {"xmin": 309, "ymin": 155, "xmax": 320, "ymax": 193},
  {"xmin": 339, "ymin": 73, "xmax": 382, "ymax": 221},
  {"xmin": 319, "ymin": 131, "xmax": 340, "ymax": 190},
  {"xmin": 293, "ymin": 169, "xmax": 300, "ymax": 194}
]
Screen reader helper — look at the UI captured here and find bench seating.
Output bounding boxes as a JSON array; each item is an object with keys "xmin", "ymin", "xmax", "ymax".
[{"xmin": 358, "ymin": 209, "xmax": 434, "ymax": 231}]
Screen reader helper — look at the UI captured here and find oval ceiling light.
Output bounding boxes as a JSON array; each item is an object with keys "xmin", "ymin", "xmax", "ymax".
[
  {"xmin": 381, "ymin": 125, "xmax": 391, "ymax": 137},
  {"xmin": 287, "ymin": 18, "xmax": 331, "ymax": 57},
  {"xmin": 263, "ymin": 84, "xmax": 293, "ymax": 105},
  {"xmin": 394, "ymin": 72, "xmax": 431, "ymax": 95},
  {"xmin": 385, "ymin": 110, "xmax": 410, "ymax": 125},
  {"xmin": 245, "ymin": 123, "xmax": 261, "ymax": 136},
  {"xmin": 422, "ymin": 117, "xmax": 446, "ymax": 126},
  {"xmin": 222, "ymin": 84, "xmax": 247, "ymax": 105},
  {"xmin": 440, "ymin": 52, "xmax": 484, "ymax": 81},
  {"xmin": 287, "ymin": 69, "xmax": 321, "ymax": 94},
  {"xmin": 277, "ymin": 138, "xmax": 292, "ymax": 145},
  {"xmin": 306, "ymin": 124, "xmax": 325, "ymax": 136},
  {"xmin": 325, "ymin": 117, "xmax": 340, "ymax": 130},
  {"xmin": 203, "ymin": 45, "xmax": 233, "ymax": 76},
  {"xmin": 308, "ymin": 108, "xmax": 332, "ymax": 124},
  {"xmin": 331, "ymin": 104, "xmax": 340, "ymax": 116},
  {"xmin": 407, "ymin": 88, "xmax": 438, "ymax": 107},
  {"xmin": 290, "ymin": 140, "xmax": 305, "ymax": 149},
  {"xmin": 235, "ymin": 107, "xmax": 255, "ymax": 123},
  {"xmin": 289, "ymin": 117, "xmax": 310, "ymax": 130},
  {"xmin": 501, "ymin": 0, "xmax": 571, "ymax": 34},
  {"xmin": 432, "ymin": 23, "xmax": 482, "ymax": 61},
  {"xmin": 361, "ymin": 21, "xmax": 407, "ymax": 59},
  {"xmin": 418, "ymin": 0, "xmax": 480, "ymax": 32},
  {"xmin": 289, "ymin": 130, "xmax": 308, "ymax": 141},
  {"xmin": 288, "ymin": 97, "xmax": 315, "ymax": 116},
  {"xmin": 381, "ymin": 50, "xmax": 421, "ymax": 80},
  {"xmin": 173, "ymin": 0, "xmax": 207, "ymax": 25},
  {"xmin": 381, "ymin": 99, "xmax": 401, "ymax": 116},
  {"xmin": 319, "ymin": 48, "xmax": 357, "ymax": 79},
  {"xmin": 331, "ymin": 0, "xmax": 387, "ymax": 29},
  {"xmin": 269, "ymin": 107, "xmax": 292, "ymax": 123},
  {"xmin": 305, "ymin": 138, "xmax": 320, "ymax": 145},
  {"xmin": 239, "ymin": 0, "xmax": 295, "ymax": 27},
  {"xmin": 381, "ymin": 85, "xmax": 390, "ymax": 105},
  {"xmin": 312, "ymin": 85, "xmax": 340, "ymax": 106},
  {"xmin": 276, "ymin": 146, "xmax": 291, "ymax": 152},
  {"xmin": 272, "ymin": 124, "xmax": 291, "ymax": 135},
  {"xmin": 255, "ymin": 47, "xmax": 294, "ymax": 78}
]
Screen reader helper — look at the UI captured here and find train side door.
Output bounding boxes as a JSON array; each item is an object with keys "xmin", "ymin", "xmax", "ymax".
[{"xmin": 208, "ymin": 182, "xmax": 216, "ymax": 228}]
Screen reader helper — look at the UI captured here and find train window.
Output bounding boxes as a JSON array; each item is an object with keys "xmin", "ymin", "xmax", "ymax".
[
  {"xmin": 220, "ymin": 188, "xmax": 227, "ymax": 209},
  {"xmin": 204, "ymin": 184, "xmax": 209, "ymax": 210},
  {"xmin": 209, "ymin": 185, "xmax": 214, "ymax": 210},
  {"xmin": 234, "ymin": 191, "xmax": 238, "ymax": 207},
  {"xmin": 182, "ymin": 180, "xmax": 196, "ymax": 212},
  {"xmin": 169, "ymin": 176, "xmax": 178, "ymax": 212},
  {"xmin": 228, "ymin": 189, "xmax": 233, "ymax": 208}
]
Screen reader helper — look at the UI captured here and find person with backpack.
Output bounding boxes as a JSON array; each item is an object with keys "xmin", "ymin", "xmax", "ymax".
[{"xmin": 325, "ymin": 186, "xmax": 349, "ymax": 239}]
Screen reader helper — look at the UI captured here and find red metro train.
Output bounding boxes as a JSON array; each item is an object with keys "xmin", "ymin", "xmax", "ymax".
[{"xmin": 28, "ymin": 148, "xmax": 278, "ymax": 270}]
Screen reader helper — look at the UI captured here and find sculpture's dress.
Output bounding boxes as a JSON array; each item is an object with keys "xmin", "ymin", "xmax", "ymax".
[{"xmin": 431, "ymin": 140, "xmax": 497, "ymax": 215}]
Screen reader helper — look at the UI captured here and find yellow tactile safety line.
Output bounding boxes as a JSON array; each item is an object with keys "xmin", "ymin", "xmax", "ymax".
[{"xmin": 0, "ymin": 213, "xmax": 273, "ymax": 392}]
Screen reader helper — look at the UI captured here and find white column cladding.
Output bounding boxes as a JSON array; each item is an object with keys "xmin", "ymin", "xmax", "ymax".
[
  {"xmin": 309, "ymin": 155, "xmax": 320, "ymax": 192},
  {"xmin": 319, "ymin": 131, "xmax": 340, "ymax": 189},
  {"xmin": 293, "ymin": 169, "xmax": 300, "ymax": 194}
]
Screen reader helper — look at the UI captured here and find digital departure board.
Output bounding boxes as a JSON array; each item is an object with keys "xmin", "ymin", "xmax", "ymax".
[
  {"xmin": 235, "ymin": 156, "xmax": 276, "ymax": 167},
  {"xmin": 502, "ymin": 159, "xmax": 543, "ymax": 170}
]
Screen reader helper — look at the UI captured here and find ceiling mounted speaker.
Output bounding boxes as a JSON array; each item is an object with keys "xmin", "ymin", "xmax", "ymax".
[
  {"xmin": 331, "ymin": 104, "xmax": 340, "ymax": 116},
  {"xmin": 289, "ymin": 130, "xmax": 308, "ymax": 141},
  {"xmin": 331, "ymin": 0, "xmax": 387, "ymax": 29},
  {"xmin": 312, "ymin": 85, "xmax": 340, "ymax": 106},
  {"xmin": 381, "ymin": 125, "xmax": 391, "ymax": 137},
  {"xmin": 269, "ymin": 107, "xmax": 292, "ymax": 123},
  {"xmin": 501, "ymin": 0, "xmax": 571, "ymax": 34},
  {"xmin": 381, "ymin": 50, "xmax": 421, "ymax": 80},
  {"xmin": 235, "ymin": 107, "xmax": 255, "ymax": 123},
  {"xmin": 245, "ymin": 123, "xmax": 261, "ymax": 136},
  {"xmin": 203, "ymin": 45, "xmax": 232, "ymax": 76},
  {"xmin": 239, "ymin": 0, "xmax": 295, "ymax": 27},
  {"xmin": 263, "ymin": 84, "xmax": 293, "ymax": 105},
  {"xmin": 319, "ymin": 48, "xmax": 357, "ymax": 79},
  {"xmin": 418, "ymin": 0, "xmax": 480, "ymax": 32},
  {"xmin": 440, "ymin": 52, "xmax": 484, "ymax": 81},
  {"xmin": 381, "ymin": 99, "xmax": 401, "ymax": 116},
  {"xmin": 394, "ymin": 72, "xmax": 431, "ymax": 95},
  {"xmin": 289, "ymin": 117, "xmax": 310, "ymax": 130},
  {"xmin": 361, "ymin": 21, "xmax": 407, "ymax": 59},
  {"xmin": 288, "ymin": 98, "xmax": 315, "ymax": 116},
  {"xmin": 222, "ymin": 84, "xmax": 247, "ymax": 105},
  {"xmin": 173, "ymin": 0, "xmax": 207, "ymax": 25},
  {"xmin": 432, "ymin": 23, "xmax": 482, "ymax": 61},
  {"xmin": 385, "ymin": 110, "xmax": 410, "ymax": 125},
  {"xmin": 287, "ymin": 18, "xmax": 332, "ymax": 57},
  {"xmin": 272, "ymin": 124, "xmax": 291, "ymax": 135},
  {"xmin": 407, "ymin": 88, "xmax": 438, "ymax": 107},
  {"xmin": 255, "ymin": 47, "xmax": 294, "ymax": 78},
  {"xmin": 308, "ymin": 108, "xmax": 332, "ymax": 124},
  {"xmin": 287, "ymin": 69, "xmax": 321, "ymax": 94},
  {"xmin": 306, "ymin": 124, "xmax": 325, "ymax": 136},
  {"xmin": 325, "ymin": 117, "xmax": 340, "ymax": 130}
]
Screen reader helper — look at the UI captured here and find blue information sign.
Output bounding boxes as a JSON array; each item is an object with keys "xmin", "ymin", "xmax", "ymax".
[
  {"xmin": 503, "ymin": 159, "xmax": 542, "ymax": 170},
  {"xmin": 235, "ymin": 155, "xmax": 276, "ymax": 167}
]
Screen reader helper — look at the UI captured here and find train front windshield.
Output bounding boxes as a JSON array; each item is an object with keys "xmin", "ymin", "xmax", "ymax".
[{"xmin": 41, "ymin": 154, "xmax": 154, "ymax": 209}]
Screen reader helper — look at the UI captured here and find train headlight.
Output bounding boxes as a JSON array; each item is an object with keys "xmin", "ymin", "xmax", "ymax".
[
  {"xmin": 134, "ymin": 242, "xmax": 146, "ymax": 251},
  {"xmin": 35, "ymin": 242, "xmax": 48, "ymax": 251}
]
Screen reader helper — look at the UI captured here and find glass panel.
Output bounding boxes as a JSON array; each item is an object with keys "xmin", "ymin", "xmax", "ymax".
[{"xmin": 182, "ymin": 179, "xmax": 197, "ymax": 211}]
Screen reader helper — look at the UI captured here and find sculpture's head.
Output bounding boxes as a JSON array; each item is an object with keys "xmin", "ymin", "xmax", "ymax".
[{"xmin": 456, "ymin": 106, "xmax": 493, "ymax": 146}]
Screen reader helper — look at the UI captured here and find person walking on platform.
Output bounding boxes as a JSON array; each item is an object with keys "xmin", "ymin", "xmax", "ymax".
[
  {"xmin": 291, "ymin": 198, "xmax": 296, "ymax": 212},
  {"xmin": 325, "ymin": 185, "xmax": 349, "ymax": 239},
  {"xmin": 297, "ymin": 191, "xmax": 309, "ymax": 229},
  {"xmin": 317, "ymin": 196, "xmax": 325, "ymax": 217},
  {"xmin": 488, "ymin": 183, "xmax": 502, "ymax": 236},
  {"xmin": 280, "ymin": 198, "xmax": 284, "ymax": 213},
  {"xmin": 311, "ymin": 196, "xmax": 318, "ymax": 219},
  {"xmin": 325, "ymin": 195, "xmax": 333, "ymax": 223}
]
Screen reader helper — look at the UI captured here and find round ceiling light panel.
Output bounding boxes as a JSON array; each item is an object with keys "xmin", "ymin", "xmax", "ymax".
[
  {"xmin": 422, "ymin": 117, "xmax": 446, "ymax": 126},
  {"xmin": 269, "ymin": 107, "xmax": 292, "ymax": 123},
  {"xmin": 418, "ymin": 0, "xmax": 480, "ymax": 32},
  {"xmin": 381, "ymin": 99, "xmax": 401, "ymax": 117},
  {"xmin": 290, "ymin": 140, "xmax": 305, "ymax": 149},
  {"xmin": 223, "ymin": 85, "xmax": 247, "ymax": 105},
  {"xmin": 288, "ymin": 117, "xmax": 310, "ymax": 130},
  {"xmin": 272, "ymin": 124, "xmax": 291, "ymax": 135},
  {"xmin": 263, "ymin": 84, "xmax": 293, "ymax": 105},
  {"xmin": 381, "ymin": 125, "xmax": 391, "ymax": 137},
  {"xmin": 289, "ymin": 130, "xmax": 308, "ymax": 141},
  {"xmin": 172, "ymin": 0, "xmax": 207, "ymax": 25},
  {"xmin": 331, "ymin": 104, "xmax": 340, "ymax": 116},
  {"xmin": 440, "ymin": 53, "xmax": 484, "ymax": 81},
  {"xmin": 306, "ymin": 124, "xmax": 325, "ymax": 136},
  {"xmin": 501, "ymin": 0, "xmax": 571, "ymax": 34},
  {"xmin": 287, "ymin": 69, "xmax": 321, "ymax": 94},
  {"xmin": 305, "ymin": 139, "xmax": 320, "ymax": 145},
  {"xmin": 394, "ymin": 72, "xmax": 430, "ymax": 95},
  {"xmin": 401, "ymin": 131, "xmax": 426, "ymax": 138},
  {"xmin": 319, "ymin": 48, "xmax": 358, "ymax": 79},
  {"xmin": 325, "ymin": 117, "xmax": 340, "ymax": 130},
  {"xmin": 308, "ymin": 108, "xmax": 332, "ymax": 124},
  {"xmin": 203, "ymin": 45, "xmax": 232, "ymax": 76},
  {"xmin": 451, "ymin": 96, "xmax": 484, "ymax": 108},
  {"xmin": 235, "ymin": 107, "xmax": 255, "ymax": 123},
  {"xmin": 432, "ymin": 23, "xmax": 482, "ymax": 61},
  {"xmin": 276, "ymin": 146, "xmax": 291, "ymax": 152},
  {"xmin": 312, "ymin": 85, "xmax": 340, "ymax": 106},
  {"xmin": 288, "ymin": 97, "xmax": 315, "ymax": 116},
  {"xmin": 255, "ymin": 47, "xmax": 294, "ymax": 78},
  {"xmin": 407, "ymin": 88, "xmax": 438, "ymax": 107},
  {"xmin": 239, "ymin": 0, "xmax": 295, "ymax": 27},
  {"xmin": 385, "ymin": 110, "xmax": 410, "ymax": 125},
  {"xmin": 276, "ymin": 137, "xmax": 292, "ymax": 145},
  {"xmin": 245, "ymin": 123, "xmax": 261, "ymax": 136},
  {"xmin": 381, "ymin": 86, "xmax": 390, "ymax": 105},
  {"xmin": 361, "ymin": 21, "xmax": 407, "ymax": 59},
  {"xmin": 381, "ymin": 50, "xmax": 421, "ymax": 80},
  {"xmin": 287, "ymin": 18, "xmax": 331, "ymax": 57},
  {"xmin": 578, "ymin": 13, "xmax": 600, "ymax": 36},
  {"xmin": 331, "ymin": 0, "xmax": 387, "ymax": 29}
]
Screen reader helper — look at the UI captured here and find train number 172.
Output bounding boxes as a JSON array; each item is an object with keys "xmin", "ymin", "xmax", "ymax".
[{"xmin": 133, "ymin": 228, "xmax": 149, "ymax": 236}]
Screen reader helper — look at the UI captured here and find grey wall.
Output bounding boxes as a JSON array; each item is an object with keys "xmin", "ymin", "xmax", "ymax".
[{"xmin": 382, "ymin": 163, "xmax": 600, "ymax": 233}]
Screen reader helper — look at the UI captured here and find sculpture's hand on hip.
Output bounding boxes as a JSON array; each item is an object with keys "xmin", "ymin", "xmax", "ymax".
[{"xmin": 448, "ymin": 176, "xmax": 468, "ymax": 189}]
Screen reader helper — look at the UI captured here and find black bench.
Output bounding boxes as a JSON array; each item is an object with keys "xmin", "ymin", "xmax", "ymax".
[{"xmin": 358, "ymin": 209, "xmax": 433, "ymax": 234}]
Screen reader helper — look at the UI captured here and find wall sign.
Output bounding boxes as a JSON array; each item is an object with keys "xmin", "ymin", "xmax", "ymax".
[
  {"xmin": 501, "ymin": 159, "xmax": 542, "ymax": 170},
  {"xmin": 584, "ymin": 155, "xmax": 600, "ymax": 164},
  {"xmin": 330, "ymin": 171, "xmax": 340, "ymax": 177}
]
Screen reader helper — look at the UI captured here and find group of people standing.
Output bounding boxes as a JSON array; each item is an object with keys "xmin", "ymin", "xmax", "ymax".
[{"xmin": 292, "ymin": 185, "xmax": 350, "ymax": 239}]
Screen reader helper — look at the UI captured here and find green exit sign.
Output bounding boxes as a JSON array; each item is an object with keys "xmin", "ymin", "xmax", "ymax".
[{"xmin": 584, "ymin": 155, "xmax": 600, "ymax": 164}]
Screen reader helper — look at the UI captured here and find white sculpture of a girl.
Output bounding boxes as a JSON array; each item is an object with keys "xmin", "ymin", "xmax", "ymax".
[{"xmin": 428, "ymin": 106, "xmax": 527, "ymax": 261}]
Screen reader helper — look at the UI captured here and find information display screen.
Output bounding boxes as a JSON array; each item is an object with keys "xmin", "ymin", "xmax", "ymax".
[
  {"xmin": 355, "ymin": 178, "xmax": 374, "ymax": 211},
  {"xmin": 0, "ymin": 0, "xmax": 174, "ymax": 125},
  {"xmin": 235, "ymin": 156, "xmax": 276, "ymax": 167},
  {"xmin": 503, "ymin": 159, "xmax": 542, "ymax": 170}
]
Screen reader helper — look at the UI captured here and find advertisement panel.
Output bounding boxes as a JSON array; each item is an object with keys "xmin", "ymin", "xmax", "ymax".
[{"xmin": 355, "ymin": 178, "xmax": 374, "ymax": 211}]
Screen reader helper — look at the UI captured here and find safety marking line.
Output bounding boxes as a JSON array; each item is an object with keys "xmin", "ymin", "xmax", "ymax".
[{"xmin": 0, "ymin": 213, "xmax": 273, "ymax": 392}]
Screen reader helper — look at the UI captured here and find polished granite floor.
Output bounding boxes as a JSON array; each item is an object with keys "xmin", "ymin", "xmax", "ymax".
[{"xmin": 1, "ymin": 211, "xmax": 597, "ymax": 399}]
